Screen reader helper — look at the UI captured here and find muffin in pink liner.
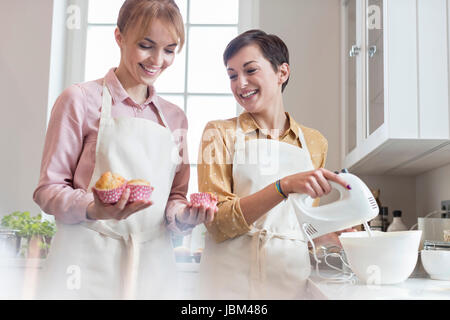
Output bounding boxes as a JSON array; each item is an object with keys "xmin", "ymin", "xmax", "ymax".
[
  {"xmin": 126, "ymin": 179, "xmax": 154, "ymax": 203},
  {"xmin": 93, "ymin": 171, "xmax": 127, "ymax": 204},
  {"xmin": 190, "ymin": 192, "xmax": 218, "ymax": 209}
]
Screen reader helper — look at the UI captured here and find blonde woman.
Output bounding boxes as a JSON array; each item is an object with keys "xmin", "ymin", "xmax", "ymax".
[{"xmin": 34, "ymin": 0, "xmax": 213, "ymax": 299}]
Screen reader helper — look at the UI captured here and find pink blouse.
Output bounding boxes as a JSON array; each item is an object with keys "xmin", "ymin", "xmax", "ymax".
[{"xmin": 33, "ymin": 68, "xmax": 191, "ymax": 234}]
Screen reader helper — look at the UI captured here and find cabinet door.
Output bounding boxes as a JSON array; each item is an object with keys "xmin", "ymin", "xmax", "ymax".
[
  {"xmin": 343, "ymin": 0, "xmax": 358, "ymax": 154},
  {"xmin": 417, "ymin": 0, "xmax": 449, "ymax": 139},
  {"xmin": 366, "ymin": 0, "xmax": 384, "ymax": 136}
]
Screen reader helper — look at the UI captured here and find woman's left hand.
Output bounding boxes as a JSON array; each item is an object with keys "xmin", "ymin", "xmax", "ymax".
[
  {"xmin": 175, "ymin": 203, "xmax": 217, "ymax": 227},
  {"xmin": 312, "ymin": 227, "xmax": 358, "ymax": 248}
]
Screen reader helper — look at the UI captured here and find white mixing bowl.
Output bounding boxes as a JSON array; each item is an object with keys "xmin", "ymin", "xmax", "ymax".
[
  {"xmin": 421, "ymin": 250, "xmax": 450, "ymax": 280},
  {"xmin": 339, "ymin": 230, "xmax": 422, "ymax": 285}
]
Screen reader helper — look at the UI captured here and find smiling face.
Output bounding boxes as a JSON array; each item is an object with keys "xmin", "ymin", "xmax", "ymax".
[
  {"xmin": 226, "ymin": 44, "xmax": 289, "ymax": 114},
  {"xmin": 115, "ymin": 18, "xmax": 178, "ymax": 87}
]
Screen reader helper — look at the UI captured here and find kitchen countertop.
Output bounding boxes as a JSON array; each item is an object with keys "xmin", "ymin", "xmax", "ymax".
[
  {"xmin": 1, "ymin": 259, "xmax": 448, "ymax": 300},
  {"xmin": 0, "ymin": 258, "xmax": 44, "ymax": 299},
  {"xmin": 308, "ymin": 254, "xmax": 450, "ymax": 300},
  {"xmin": 309, "ymin": 270, "xmax": 450, "ymax": 300},
  {"xmin": 176, "ymin": 261, "xmax": 450, "ymax": 300}
]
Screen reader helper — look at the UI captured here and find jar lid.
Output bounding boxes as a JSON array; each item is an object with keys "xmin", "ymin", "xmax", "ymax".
[
  {"xmin": 423, "ymin": 240, "xmax": 450, "ymax": 251},
  {"xmin": 393, "ymin": 210, "xmax": 402, "ymax": 217}
]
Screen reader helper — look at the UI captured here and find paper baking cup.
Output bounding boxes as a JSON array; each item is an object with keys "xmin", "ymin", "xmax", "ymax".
[
  {"xmin": 94, "ymin": 184, "xmax": 127, "ymax": 204},
  {"xmin": 190, "ymin": 192, "xmax": 218, "ymax": 208},
  {"xmin": 126, "ymin": 185, "xmax": 154, "ymax": 203}
]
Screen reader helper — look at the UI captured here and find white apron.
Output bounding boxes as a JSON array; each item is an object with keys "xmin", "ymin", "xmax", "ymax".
[
  {"xmin": 38, "ymin": 82, "xmax": 180, "ymax": 300},
  {"xmin": 197, "ymin": 119, "xmax": 327, "ymax": 300}
]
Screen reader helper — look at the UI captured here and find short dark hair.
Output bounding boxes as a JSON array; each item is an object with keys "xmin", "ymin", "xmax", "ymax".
[{"xmin": 223, "ymin": 29, "xmax": 290, "ymax": 92}]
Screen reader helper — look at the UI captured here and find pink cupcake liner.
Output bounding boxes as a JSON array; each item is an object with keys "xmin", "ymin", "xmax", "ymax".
[
  {"xmin": 94, "ymin": 183, "xmax": 127, "ymax": 204},
  {"xmin": 190, "ymin": 192, "xmax": 218, "ymax": 208},
  {"xmin": 126, "ymin": 184, "xmax": 154, "ymax": 203}
]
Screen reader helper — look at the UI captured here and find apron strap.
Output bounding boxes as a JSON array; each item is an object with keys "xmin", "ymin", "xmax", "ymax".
[
  {"xmin": 101, "ymin": 81, "xmax": 171, "ymax": 130},
  {"xmin": 152, "ymin": 96, "xmax": 171, "ymax": 129},
  {"xmin": 232, "ymin": 116, "xmax": 249, "ymax": 168},
  {"xmin": 247, "ymin": 227, "xmax": 305, "ymax": 299},
  {"xmin": 297, "ymin": 126, "xmax": 311, "ymax": 154},
  {"xmin": 81, "ymin": 220, "xmax": 167, "ymax": 299},
  {"xmin": 101, "ymin": 81, "xmax": 113, "ymax": 119}
]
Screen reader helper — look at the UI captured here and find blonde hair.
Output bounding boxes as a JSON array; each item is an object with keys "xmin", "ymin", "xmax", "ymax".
[{"xmin": 117, "ymin": 0, "xmax": 185, "ymax": 52}]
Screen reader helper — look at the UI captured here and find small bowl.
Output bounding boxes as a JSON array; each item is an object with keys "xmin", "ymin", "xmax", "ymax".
[
  {"xmin": 339, "ymin": 230, "xmax": 422, "ymax": 284},
  {"xmin": 421, "ymin": 250, "xmax": 450, "ymax": 280}
]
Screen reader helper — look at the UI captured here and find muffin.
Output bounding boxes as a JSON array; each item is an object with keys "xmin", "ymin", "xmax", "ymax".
[
  {"xmin": 93, "ymin": 172, "xmax": 127, "ymax": 204},
  {"xmin": 190, "ymin": 192, "xmax": 218, "ymax": 209},
  {"xmin": 126, "ymin": 179, "xmax": 154, "ymax": 203}
]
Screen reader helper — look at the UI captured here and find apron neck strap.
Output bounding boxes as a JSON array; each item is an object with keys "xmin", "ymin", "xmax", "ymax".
[
  {"xmin": 234, "ymin": 116, "xmax": 246, "ymax": 152},
  {"xmin": 102, "ymin": 81, "xmax": 171, "ymax": 130},
  {"xmin": 101, "ymin": 81, "xmax": 113, "ymax": 119},
  {"xmin": 151, "ymin": 96, "xmax": 171, "ymax": 129},
  {"xmin": 234, "ymin": 114, "xmax": 312, "ymax": 156},
  {"xmin": 296, "ymin": 126, "xmax": 310, "ymax": 153}
]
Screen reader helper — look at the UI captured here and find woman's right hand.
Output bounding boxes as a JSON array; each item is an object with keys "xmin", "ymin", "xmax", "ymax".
[
  {"xmin": 86, "ymin": 188, "xmax": 153, "ymax": 220},
  {"xmin": 281, "ymin": 168, "xmax": 350, "ymax": 199}
]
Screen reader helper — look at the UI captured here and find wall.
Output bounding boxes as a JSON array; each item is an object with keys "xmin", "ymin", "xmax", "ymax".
[
  {"xmin": 0, "ymin": 1, "xmax": 55, "ymax": 216},
  {"xmin": 48, "ymin": 0, "xmax": 69, "ymax": 126},
  {"xmin": 416, "ymin": 163, "xmax": 450, "ymax": 217},
  {"xmin": 359, "ymin": 175, "xmax": 417, "ymax": 228},
  {"xmin": 258, "ymin": 0, "xmax": 342, "ymax": 172}
]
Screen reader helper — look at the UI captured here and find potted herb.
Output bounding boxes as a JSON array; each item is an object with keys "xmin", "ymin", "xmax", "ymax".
[{"xmin": 1, "ymin": 211, "xmax": 56, "ymax": 259}]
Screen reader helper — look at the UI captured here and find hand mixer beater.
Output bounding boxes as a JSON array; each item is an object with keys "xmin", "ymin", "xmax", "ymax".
[{"xmin": 289, "ymin": 170, "xmax": 379, "ymax": 281}]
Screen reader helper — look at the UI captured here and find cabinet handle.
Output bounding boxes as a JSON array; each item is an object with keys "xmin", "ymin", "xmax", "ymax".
[
  {"xmin": 349, "ymin": 45, "xmax": 360, "ymax": 57},
  {"xmin": 368, "ymin": 45, "xmax": 377, "ymax": 58}
]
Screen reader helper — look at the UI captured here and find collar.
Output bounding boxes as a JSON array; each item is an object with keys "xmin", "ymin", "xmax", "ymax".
[
  {"xmin": 104, "ymin": 68, "xmax": 156, "ymax": 109},
  {"xmin": 238, "ymin": 111, "xmax": 300, "ymax": 139}
]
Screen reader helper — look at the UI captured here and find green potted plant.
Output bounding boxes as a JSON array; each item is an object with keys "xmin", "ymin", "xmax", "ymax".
[{"xmin": 1, "ymin": 211, "xmax": 56, "ymax": 259}]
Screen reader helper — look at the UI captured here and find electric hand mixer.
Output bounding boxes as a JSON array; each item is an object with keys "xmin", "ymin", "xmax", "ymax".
[{"xmin": 289, "ymin": 170, "xmax": 379, "ymax": 240}]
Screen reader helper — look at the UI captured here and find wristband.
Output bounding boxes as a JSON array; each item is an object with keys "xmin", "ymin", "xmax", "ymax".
[{"xmin": 275, "ymin": 179, "xmax": 288, "ymax": 199}]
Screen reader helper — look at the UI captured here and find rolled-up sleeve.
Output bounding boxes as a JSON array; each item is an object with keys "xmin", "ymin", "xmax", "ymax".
[
  {"xmin": 197, "ymin": 121, "xmax": 251, "ymax": 243},
  {"xmin": 33, "ymin": 85, "xmax": 93, "ymax": 224}
]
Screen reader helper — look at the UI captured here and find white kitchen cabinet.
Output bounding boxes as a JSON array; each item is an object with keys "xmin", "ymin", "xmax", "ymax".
[{"xmin": 341, "ymin": 0, "xmax": 450, "ymax": 176}]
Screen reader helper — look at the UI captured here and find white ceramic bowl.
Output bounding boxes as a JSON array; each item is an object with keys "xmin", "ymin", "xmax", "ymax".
[
  {"xmin": 339, "ymin": 230, "xmax": 422, "ymax": 285},
  {"xmin": 421, "ymin": 250, "xmax": 450, "ymax": 280}
]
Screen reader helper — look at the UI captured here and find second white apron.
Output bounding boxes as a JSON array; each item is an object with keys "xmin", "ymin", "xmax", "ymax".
[{"xmin": 198, "ymin": 120, "xmax": 326, "ymax": 299}]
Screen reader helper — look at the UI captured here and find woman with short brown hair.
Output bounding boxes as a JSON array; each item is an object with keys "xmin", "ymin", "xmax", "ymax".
[{"xmin": 197, "ymin": 30, "xmax": 351, "ymax": 299}]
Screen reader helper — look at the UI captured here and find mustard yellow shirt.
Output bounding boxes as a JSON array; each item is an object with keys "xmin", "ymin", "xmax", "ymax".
[{"xmin": 197, "ymin": 112, "xmax": 328, "ymax": 243}]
